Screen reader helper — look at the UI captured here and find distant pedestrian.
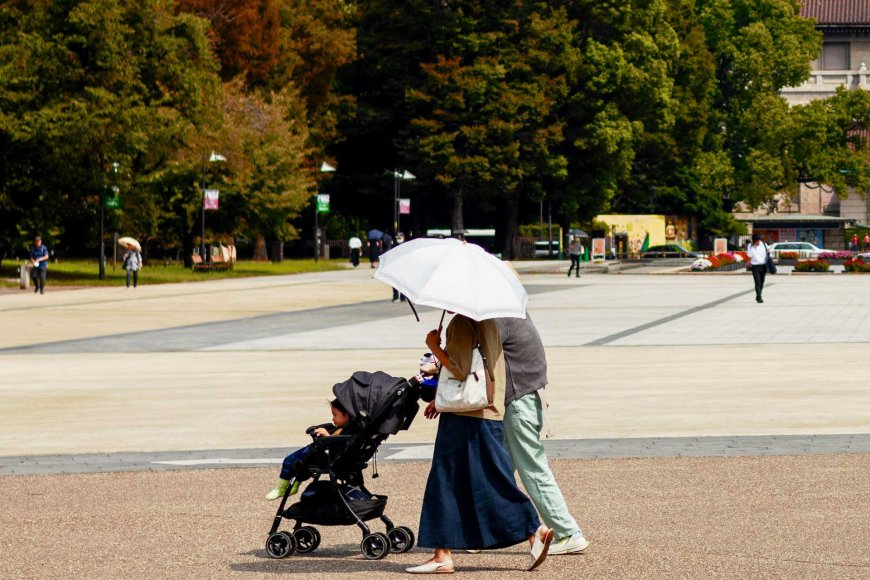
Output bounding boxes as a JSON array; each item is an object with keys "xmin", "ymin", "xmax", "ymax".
[
  {"xmin": 496, "ymin": 314, "xmax": 589, "ymax": 556},
  {"xmin": 747, "ymin": 233, "xmax": 768, "ymax": 304},
  {"xmin": 368, "ymin": 239, "xmax": 381, "ymax": 268},
  {"xmin": 567, "ymin": 238, "xmax": 582, "ymax": 278},
  {"xmin": 30, "ymin": 236, "xmax": 48, "ymax": 294},
  {"xmin": 348, "ymin": 236, "xmax": 362, "ymax": 268},
  {"xmin": 864, "ymin": 233, "xmax": 870, "ymax": 250},
  {"xmin": 123, "ymin": 247, "xmax": 142, "ymax": 288},
  {"xmin": 851, "ymin": 234, "xmax": 858, "ymax": 251}
]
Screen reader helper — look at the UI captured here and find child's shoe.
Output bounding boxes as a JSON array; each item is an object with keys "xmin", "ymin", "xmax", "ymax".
[
  {"xmin": 265, "ymin": 478, "xmax": 290, "ymax": 500},
  {"xmin": 265, "ymin": 479, "xmax": 300, "ymax": 500}
]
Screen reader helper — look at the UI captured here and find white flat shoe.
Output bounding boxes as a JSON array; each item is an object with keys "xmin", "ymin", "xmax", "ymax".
[
  {"xmin": 528, "ymin": 526, "xmax": 555, "ymax": 571},
  {"xmin": 406, "ymin": 560, "xmax": 455, "ymax": 574}
]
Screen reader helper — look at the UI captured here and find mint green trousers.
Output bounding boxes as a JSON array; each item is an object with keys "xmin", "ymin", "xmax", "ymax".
[{"xmin": 504, "ymin": 391, "xmax": 582, "ymax": 539}]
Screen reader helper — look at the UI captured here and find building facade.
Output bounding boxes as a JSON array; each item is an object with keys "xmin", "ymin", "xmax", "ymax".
[
  {"xmin": 780, "ymin": 1, "xmax": 870, "ymax": 105},
  {"xmin": 736, "ymin": 1, "xmax": 870, "ymax": 238}
]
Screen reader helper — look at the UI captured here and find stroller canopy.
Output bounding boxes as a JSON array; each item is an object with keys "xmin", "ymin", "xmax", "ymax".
[{"xmin": 333, "ymin": 371, "xmax": 419, "ymax": 435}]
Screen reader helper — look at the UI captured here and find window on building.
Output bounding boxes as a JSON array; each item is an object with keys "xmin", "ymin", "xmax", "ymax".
[{"xmin": 821, "ymin": 43, "xmax": 850, "ymax": 70}]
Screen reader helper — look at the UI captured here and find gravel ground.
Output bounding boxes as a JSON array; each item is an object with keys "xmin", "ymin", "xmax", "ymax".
[{"xmin": 2, "ymin": 455, "xmax": 868, "ymax": 579}]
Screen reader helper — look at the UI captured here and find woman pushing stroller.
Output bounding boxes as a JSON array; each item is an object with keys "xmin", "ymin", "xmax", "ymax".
[{"xmin": 407, "ymin": 313, "xmax": 554, "ymax": 574}]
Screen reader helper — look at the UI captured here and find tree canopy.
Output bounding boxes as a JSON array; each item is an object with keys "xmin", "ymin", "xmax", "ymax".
[{"xmin": 2, "ymin": 0, "xmax": 867, "ymax": 265}]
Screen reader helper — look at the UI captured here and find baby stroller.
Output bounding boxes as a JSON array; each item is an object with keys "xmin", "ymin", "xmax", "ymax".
[{"xmin": 265, "ymin": 371, "xmax": 421, "ymax": 560}]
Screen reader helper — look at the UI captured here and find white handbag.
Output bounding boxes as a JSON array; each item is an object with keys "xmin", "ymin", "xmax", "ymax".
[{"xmin": 434, "ymin": 346, "xmax": 491, "ymax": 412}]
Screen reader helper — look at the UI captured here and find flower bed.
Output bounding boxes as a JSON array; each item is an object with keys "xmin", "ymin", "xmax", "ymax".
[
  {"xmin": 691, "ymin": 252, "xmax": 746, "ymax": 271},
  {"xmin": 844, "ymin": 258, "xmax": 870, "ymax": 273},
  {"xmin": 793, "ymin": 260, "xmax": 830, "ymax": 273},
  {"xmin": 817, "ymin": 251, "xmax": 854, "ymax": 260}
]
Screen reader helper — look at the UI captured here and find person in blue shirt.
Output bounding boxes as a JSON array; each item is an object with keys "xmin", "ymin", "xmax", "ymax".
[{"xmin": 30, "ymin": 236, "xmax": 49, "ymax": 294}]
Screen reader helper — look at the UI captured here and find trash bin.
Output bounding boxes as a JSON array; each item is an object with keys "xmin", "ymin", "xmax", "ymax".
[{"xmin": 19, "ymin": 262, "xmax": 31, "ymax": 289}]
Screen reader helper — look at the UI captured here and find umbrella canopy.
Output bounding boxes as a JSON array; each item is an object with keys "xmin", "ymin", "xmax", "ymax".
[
  {"xmin": 118, "ymin": 237, "xmax": 141, "ymax": 251},
  {"xmin": 568, "ymin": 229, "xmax": 589, "ymax": 238},
  {"xmin": 367, "ymin": 229, "xmax": 384, "ymax": 241},
  {"xmin": 374, "ymin": 237, "xmax": 528, "ymax": 320}
]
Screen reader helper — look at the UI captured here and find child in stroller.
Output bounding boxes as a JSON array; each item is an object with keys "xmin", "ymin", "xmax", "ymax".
[
  {"xmin": 264, "ymin": 370, "xmax": 422, "ymax": 561},
  {"xmin": 265, "ymin": 398, "xmax": 354, "ymax": 500}
]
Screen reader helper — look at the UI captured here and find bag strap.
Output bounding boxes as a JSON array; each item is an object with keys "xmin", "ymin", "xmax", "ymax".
[
  {"xmin": 537, "ymin": 388, "xmax": 555, "ymax": 439},
  {"xmin": 469, "ymin": 320, "xmax": 486, "ymax": 378}
]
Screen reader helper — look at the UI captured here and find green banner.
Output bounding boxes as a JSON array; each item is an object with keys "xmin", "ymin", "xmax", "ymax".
[
  {"xmin": 317, "ymin": 194, "xmax": 330, "ymax": 213},
  {"xmin": 104, "ymin": 185, "xmax": 120, "ymax": 208}
]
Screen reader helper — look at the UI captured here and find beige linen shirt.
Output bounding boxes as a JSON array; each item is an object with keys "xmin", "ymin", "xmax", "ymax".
[{"xmin": 442, "ymin": 315, "xmax": 506, "ymax": 421}]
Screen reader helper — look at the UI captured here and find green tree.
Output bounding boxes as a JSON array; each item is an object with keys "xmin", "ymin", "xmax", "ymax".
[
  {"xmin": 0, "ymin": 0, "xmax": 220, "ymax": 264},
  {"xmin": 583, "ymin": 0, "xmax": 821, "ymax": 240},
  {"xmin": 405, "ymin": 2, "xmax": 575, "ymax": 256},
  {"xmin": 272, "ymin": 0, "xmax": 356, "ymax": 152},
  {"xmin": 696, "ymin": 0, "xmax": 820, "ymax": 209},
  {"xmin": 215, "ymin": 79, "xmax": 314, "ymax": 260},
  {"xmin": 790, "ymin": 88, "xmax": 870, "ymax": 197},
  {"xmin": 554, "ymin": 0, "xmax": 681, "ymax": 227}
]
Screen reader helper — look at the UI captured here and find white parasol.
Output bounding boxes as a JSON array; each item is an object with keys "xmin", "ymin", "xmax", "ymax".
[
  {"xmin": 374, "ymin": 237, "xmax": 528, "ymax": 321},
  {"xmin": 118, "ymin": 237, "xmax": 141, "ymax": 251}
]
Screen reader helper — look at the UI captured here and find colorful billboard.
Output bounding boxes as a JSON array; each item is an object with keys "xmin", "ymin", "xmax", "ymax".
[{"xmin": 596, "ymin": 214, "xmax": 697, "ymax": 255}]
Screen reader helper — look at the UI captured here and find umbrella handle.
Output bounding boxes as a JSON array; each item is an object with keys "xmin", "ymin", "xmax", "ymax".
[{"xmin": 438, "ymin": 310, "xmax": 446, "ymax": 333}]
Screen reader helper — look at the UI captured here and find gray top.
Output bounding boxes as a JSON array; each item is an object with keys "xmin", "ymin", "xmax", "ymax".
[{"xmin": 496, "ymin": 314, "xmax": 548, "ymax": 406}]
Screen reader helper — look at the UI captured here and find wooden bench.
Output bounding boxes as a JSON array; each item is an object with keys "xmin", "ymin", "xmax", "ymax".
[{"xmin": 192, "ymin": 254, "xmax": 230, "ymax": 272}]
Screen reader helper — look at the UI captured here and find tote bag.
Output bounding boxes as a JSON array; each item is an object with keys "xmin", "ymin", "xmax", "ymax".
[
  {"xmin": 764, "ymin": 244, "xmax": 777, "ymax": 274},
  {"xmin": 434, "ymin": 346, "xmax": 491, "ymax": 413}
]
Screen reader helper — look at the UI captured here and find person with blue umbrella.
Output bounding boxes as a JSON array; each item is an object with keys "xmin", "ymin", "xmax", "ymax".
[{"xmin": 367, "ymin": 229, "xmax": 384, "ymax": 268}]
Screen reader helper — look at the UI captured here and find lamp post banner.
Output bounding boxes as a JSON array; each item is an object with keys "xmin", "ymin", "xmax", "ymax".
[
  {"xmin": 317, "ymin": 194, "xmax": 330, "ymax": 213},
  {"xmin": 399, "ymin": 198, "xmax": 410, "ymax": 215},
  {"xmin": 204, "ymin": 189, "xmax": 219, "ymax": 210},
  {"xmin": 104, "ymin": 186, "xmax": 120, "ymax": 209}
]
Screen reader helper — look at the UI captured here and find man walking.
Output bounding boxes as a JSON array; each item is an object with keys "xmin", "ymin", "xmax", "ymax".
[
  {"xmin": 30, "ymin": 236, "xmax": 49, "ymax": 294},
  {"xmin": 496, "ymin": 314, "xmax": 589, "ymax": 555},
  {"xmin": 747, "ymin": 233, "xmax": 768, "ymax": 303}
]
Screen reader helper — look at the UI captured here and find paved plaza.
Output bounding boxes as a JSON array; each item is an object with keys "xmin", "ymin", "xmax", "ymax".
[{"xmin": 1, "ymin": 265, "xmax": 869, "ymax": 578}]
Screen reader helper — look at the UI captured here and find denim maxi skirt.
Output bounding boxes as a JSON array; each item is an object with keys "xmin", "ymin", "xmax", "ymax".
[{"xmin": 417, "ymin": 413, "xmax": 541, "ymax": 550}]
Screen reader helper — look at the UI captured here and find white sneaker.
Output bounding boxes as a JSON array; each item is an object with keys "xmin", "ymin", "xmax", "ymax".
[{"xmin": 548, "ymin": 532, "xmax": 589, "ymax": 555}]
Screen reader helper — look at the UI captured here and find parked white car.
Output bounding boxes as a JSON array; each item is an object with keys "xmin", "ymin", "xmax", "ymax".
[{"xmin": 766, "ymin": 242, "xmax": 833, "ymax": 259}]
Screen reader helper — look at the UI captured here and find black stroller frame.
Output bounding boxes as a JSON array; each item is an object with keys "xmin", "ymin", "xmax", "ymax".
[{"xmin": 265, "ymin": 375, "xmax": 420, "ymax": 561}]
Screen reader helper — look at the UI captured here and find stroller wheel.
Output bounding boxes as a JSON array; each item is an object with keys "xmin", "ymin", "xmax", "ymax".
[
  {"xmin": 265, "ymin": 531, "xmax": 296, "ymax": 559},
  {"xmin": 360, "ymin": 532, "xmax": 390, "ymax": 560},
  {"xmin": 293, "ymin": 526, "xmax": 321, "ymax": 554},
  {"xmin": 387, "ymin": 526, "xmax": 414, "ymax": 553}
]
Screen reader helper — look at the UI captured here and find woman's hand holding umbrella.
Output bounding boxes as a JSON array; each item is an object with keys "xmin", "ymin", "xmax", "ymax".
[
  {"xmin": 422, "ymin": 327, "xmax": 446, "ymax": 421},
  {"xmin": 425, "ymin": 329, "xmax": 442, "ymax": 352}
]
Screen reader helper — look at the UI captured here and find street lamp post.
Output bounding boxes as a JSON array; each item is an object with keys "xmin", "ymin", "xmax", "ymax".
[
  {"xmin": 393, "ymin": 169, "xmax": 416, "ymax": 235},
  {"xmin": 99, "ymin": 161, "xmax": 119, "ymax": 280},
  {"xmin": 315, "ymin": 162, "xmax": 336, "ymax": 262},
  {"xmin": 201, "ymin": 151, "xmax": 226, "ymax": 262}
]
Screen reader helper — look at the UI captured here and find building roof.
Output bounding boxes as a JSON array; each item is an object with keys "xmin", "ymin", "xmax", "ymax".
[
  {"xmin": 801, "ymin": 0, "xmax": 870, "ymax": 26},
  {"xmin": 737, "ymin": 213, "xmax": 854, "ymax": 225}
]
